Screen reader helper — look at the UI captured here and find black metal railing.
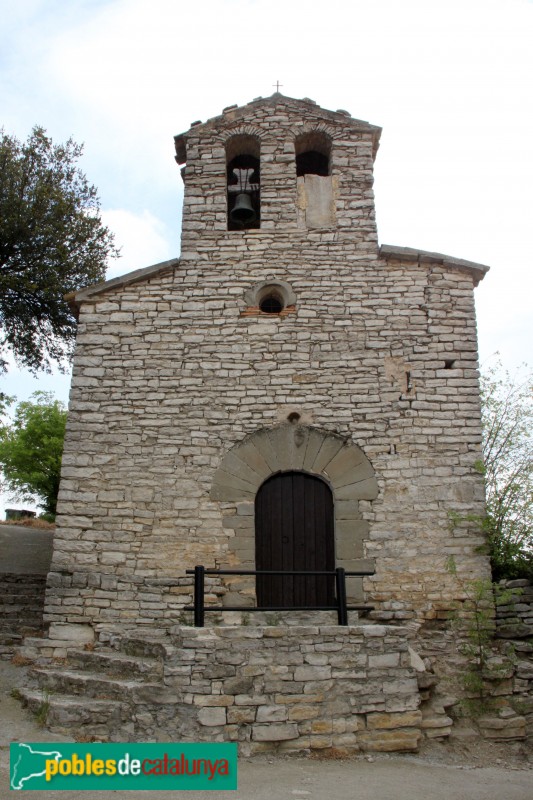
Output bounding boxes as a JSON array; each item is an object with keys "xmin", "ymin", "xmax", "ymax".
[{"xmin": 184, "ymin": 566, "xmax": 374, "ymax": 627}]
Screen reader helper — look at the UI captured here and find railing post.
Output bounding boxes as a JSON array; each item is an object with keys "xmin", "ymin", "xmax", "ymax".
[
  {"xmin": 194, "ymin": 565, "xmax": 205, "ymax": 628},
  {"xmin": 335, "ymin": 567, "xmax": 348, "ymax": 626}
]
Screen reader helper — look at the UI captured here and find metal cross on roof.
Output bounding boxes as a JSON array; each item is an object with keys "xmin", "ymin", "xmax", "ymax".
[{"xmin": 273, "ymin": 80, "xmax": 283, "ymax": 92}]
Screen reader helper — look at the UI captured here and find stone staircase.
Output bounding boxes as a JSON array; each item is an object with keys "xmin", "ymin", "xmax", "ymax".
[
  {"xmin": 15, "ymin": 623, "xmax": 431, "ymax": 754},
  {"xmin": 0, "ymin": 574, "xmax": 47, "ymax": 659},
  {"xmin": 18, "ymin": 636, "xmax": 178, "ymax": 742}
]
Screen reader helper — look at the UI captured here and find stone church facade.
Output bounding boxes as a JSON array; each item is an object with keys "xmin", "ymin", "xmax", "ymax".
[
  {"xmin": 28, "ymin": 94, "xmax": 504, "ymax": 749},
  {"xmin": 48, "ymin": 93, "xmax": 490, "ymax": 634}
]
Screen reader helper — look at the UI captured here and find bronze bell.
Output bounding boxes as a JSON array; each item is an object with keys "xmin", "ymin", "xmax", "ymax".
[{"xmin": 230, "ymin": 192, "xmax": 256, "ymax": 225}]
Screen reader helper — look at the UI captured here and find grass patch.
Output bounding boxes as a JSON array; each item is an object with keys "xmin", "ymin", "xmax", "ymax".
[{"xmin": 34, "ymin": 689, "xmax": 51, "ymax": 726}]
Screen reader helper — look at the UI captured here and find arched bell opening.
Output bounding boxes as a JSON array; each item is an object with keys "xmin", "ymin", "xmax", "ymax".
[
  {"xmin": 295, "ymin": 131, "xmax": 332, "ymax": 177},
  {"xmin": 295, "ymin": 131, "xmax": 334, "ymax": 228},
  {"xmin": 226, "ymin": 134, "xmax": 260, "ymax": 231},
  {"xmin": 255, "ymin": 471, "xmax": 335, "ymax": 608}
]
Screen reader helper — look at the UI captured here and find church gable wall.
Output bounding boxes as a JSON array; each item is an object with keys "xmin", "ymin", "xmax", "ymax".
[{"xmin": 46, "ymin": 245, "xmax": 488, "ymax": 634}]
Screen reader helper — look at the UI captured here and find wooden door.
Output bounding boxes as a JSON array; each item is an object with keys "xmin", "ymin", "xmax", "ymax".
[{"xmin": 255, "ymin": 471, "xmax": 334, "ymax": 608}]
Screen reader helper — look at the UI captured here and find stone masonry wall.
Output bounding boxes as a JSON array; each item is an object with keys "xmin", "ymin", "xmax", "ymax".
[
  {"xmin": 160, "ymin": 624, "xmax": 422, "ymax": 755},
  {"xmin": 0, "ymin": 574, "xmax": 47, "ymax": 658},
  {"xmin": 493, "ymin": 579, "xmax": 533, "ymax": 741},
  {"xmin": 47, "ymin": 255, "xmax": 488, "ymax": 632},
  {"xmin": 45, "ymin": 96, "xmax": 490, "ymax": 637}
]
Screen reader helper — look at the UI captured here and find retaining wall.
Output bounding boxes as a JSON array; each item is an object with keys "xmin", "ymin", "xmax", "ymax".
[{"xmin": 159, "ymin": 624, "xmax": 422, "ymax": 754}]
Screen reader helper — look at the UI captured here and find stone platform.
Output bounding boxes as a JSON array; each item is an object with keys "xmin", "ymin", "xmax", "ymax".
[{"xmin": 19, "ymin": 623, "xmax": 433, "ymax": 754}]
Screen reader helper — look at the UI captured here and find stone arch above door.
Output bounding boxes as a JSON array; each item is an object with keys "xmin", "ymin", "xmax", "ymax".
[{"xmin": 210, "ymin": 425, "xmax": 378, "ymax": 601}]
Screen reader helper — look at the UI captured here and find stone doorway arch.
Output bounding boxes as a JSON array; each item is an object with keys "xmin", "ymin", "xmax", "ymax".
[{"xmin": 210, "ymin": 424, "xmax": 379, "ymax": 607}]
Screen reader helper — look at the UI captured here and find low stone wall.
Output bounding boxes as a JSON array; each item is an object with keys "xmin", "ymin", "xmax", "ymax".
[
  {"xmin": 0, "ymin": 573, "xmax": 47, "ymax": 658},
  {"xmin": 496, "ymin": 579, "xmax": 533, "ymax": 639},
  {"xmin": 160, "ymin": 624, "xmax": 422, "ymax": 755},
  {"xmin": 414, "ymin": 579, "xmax": 533, "ymax": 743},
  {"xmin": 491, "ymin": 579, "xmax": 533, "ymax": 741},
  {"xmin": 19, "ymin": 580, "xmax": 532, "ymax": 751}
]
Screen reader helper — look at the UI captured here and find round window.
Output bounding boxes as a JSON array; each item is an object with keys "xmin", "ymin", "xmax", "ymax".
[
  {"xmin": 244, "ymin": 279, "xmax": 296, "ymax": 315},
  {"xmin": 259, "ymin": 294, "xmax": 284, "ymax": 314}
]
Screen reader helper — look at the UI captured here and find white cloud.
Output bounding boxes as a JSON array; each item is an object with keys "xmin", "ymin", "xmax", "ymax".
[{"xmin": 102, "ymin": 208, "xmax": 176, "ymax": 278}]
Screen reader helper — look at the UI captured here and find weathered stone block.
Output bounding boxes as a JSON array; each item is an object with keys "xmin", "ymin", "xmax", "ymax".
[
  {"xmin": 367, "ymin": 711, "xmax": 423, "ymax": 730},
  {"xmin": 256, "ymin": 705, "xmax": 288, "ymax": 722},
  {"xmin": 223, "ymin": 676, "xmax": 254, "ymax": 694},
  {"xmin": 227, "ymin": 706, "xmax": 256, "ymax": 724},
  {"xmin": 192, "ymin": 695, "xmax": 235, "ymax": 707},
  {"xmin": 477, "ymin": 713, "xmax": 526, "ymax": 740},
  {"xmin": 252, "ymin": 723, "xmax": 299, "ymax": 741},
  {"xmin": 294, "ymin": 666, "xmax": 332, "ymax": 682},
  {"xmin": 368, "ymin": 653, "xmax": 400, "ymax": 668},
  {"xmin": 288, "ymin": 704, "xmax": 320, "ymax": 722},
  {"xmin": 308, "ymin": 734, "xmax": 333, "ymax": 749},
  {"xmin": 48, "ymin": 623, "xmax": 94, "ymax": 643},
  {"xmin": 198, "ymin": 707, "xmax": 226, "ymax": 727},
  {"xmin": 357, "ymin": 729, "xmax": 422, "ymax": 752}
]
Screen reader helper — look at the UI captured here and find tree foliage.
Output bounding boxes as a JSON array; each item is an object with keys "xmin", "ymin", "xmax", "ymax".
[
  {"xmin": 480, "ymin": 360, "xmax": 533, "ymax": 580},
  {"xmin": 0, "ymin": 126, "xmax": 118, "ymax": 373},
  {"xmin": 0, "ymin": 391, "xmax": 67, "ymax": 516}
]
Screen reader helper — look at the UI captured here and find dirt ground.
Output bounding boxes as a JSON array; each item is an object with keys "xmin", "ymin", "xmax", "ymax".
[{"xmin": 1, "ymin": 660, "xmax": 531, "ymax": 799}]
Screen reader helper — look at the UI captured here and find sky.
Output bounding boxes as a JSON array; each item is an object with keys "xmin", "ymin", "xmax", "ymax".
[{"xmin": 1, "ymin": 0, "xmax": 532, "ymax": 510}]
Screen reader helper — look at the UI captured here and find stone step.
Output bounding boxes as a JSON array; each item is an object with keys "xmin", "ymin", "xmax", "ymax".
[
  {"xmin": 18, "ymin": 636, "xmax": 46, "ymax": 648},
  {"xmin": 0, "ymin": 634, "xmax": 22, "ymax": 644},
  {"xmin": 0, "ymin": 638, "xmax": 21, "ymax": 659},
  {"xmin": 0, "ymin": 625, "xmax": 44, "ymax": 636},
  {"xmin": 67, "ymin": 648, "xmax": 164, "ymax": 680},
  {"xmin": 18, "ymin": 688, "xmax": 124, "ymax": 739},
  {"xmin": 18, "ymin": 636, "xmax": 72, "ymax": 662},
  {"xmin": 0, "ymin": 632, "xmax": 23, "ymax": 646},
  {"xmin": 28, "ymin": 667, "xmax": 176, "ymax": 706},
  {"xmin": 117, "ymin": 635, "xmax": 173, "ymax": 660},
  {"xmin": 0, "ymin": 630, "xmax": 44, "ymax": 646}
]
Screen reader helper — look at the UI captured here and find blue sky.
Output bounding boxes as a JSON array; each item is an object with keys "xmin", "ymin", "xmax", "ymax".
[{"xmin": 1, "ymin": 0, "xmax": 532, "ymax": 508}]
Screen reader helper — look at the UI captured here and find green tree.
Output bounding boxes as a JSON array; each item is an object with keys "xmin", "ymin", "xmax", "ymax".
[
  {"xmin": 0, "ymin": 392, "xmax": 67, "ymax": 516},
  {"xmin": 480, "ymin": 360, "xmax": 533, "ymax": 580},
  {"xmin": 0, "ymin": 126, "xmax": 118, "ymax": 373}
]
